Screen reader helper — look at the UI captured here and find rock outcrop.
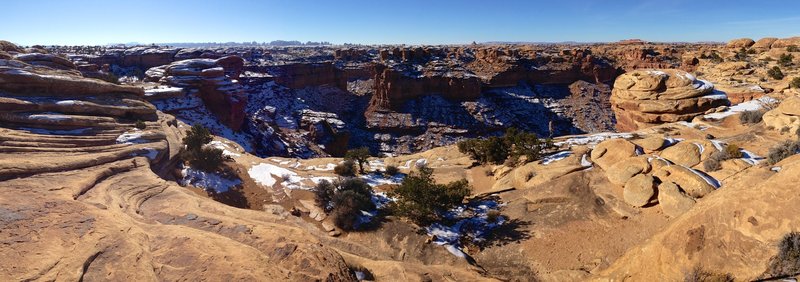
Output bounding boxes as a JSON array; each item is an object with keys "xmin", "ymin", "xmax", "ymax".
[
  {"xmin": 146, "ymin": 56, "xmax": 247, "ymax": 130},
  {"xmin": 763, "ymin": 96, "xmax": 800, "ymax": 134},
  {"xmin": 269, "ymin": 62, "xmax": 347, "ymax": 90},
  {"xmin": 726, "ymin": 38, "xmax": 755, "ymax": 48},
  {"xmin": 369, "ymin": 63, "xmax": 482, "ymax": 110},
  {"xmin": 771, "ymin": 36, "xmax": 800, "ymax": 49},
  {"xmin": 753, "ymin": 37, "xmax": 779, "ymax": 50},
  {"xmin": 611, "ymin": 69, "xmax": 729, "ymax": 131},
  {"xmin": 0, "ymin": 50, "xmax": 357, "ymax": 281}
]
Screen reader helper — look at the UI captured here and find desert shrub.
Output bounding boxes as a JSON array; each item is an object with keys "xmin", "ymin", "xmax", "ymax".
[
  {"xmin": 313, "ymin": 180, "xmax": 336, "ymax": 213},
  {"xmin": 134, "ymin": 120, "xmax": 146, "ymax": 130},
  {"xmin": 334, "ymin": 160, "xmax": 357, "ymax": 177},
  {"xmin": 384, "ymin": 165, "xmax": 399, "ymax": 176},
  {"xmin": 739, "ymin": 110, "xmax": 766, "ymax": 124},
  {"xmin": 183, "ymin": 124, "xmax": 213, "ymax": 151},
  {"xmin": 486, "ymin": 209, "xmax": 502, "ymax": 223},
  {"xmin": 705, "ymin": 52, "xmax": 723, "ymax": 63},
  {"xmin": 747, "ymin": 48, "xmax": 757, "ymax": 54},
  {"xmin": 768, "ymin": 66, "xmax": 785, "ymax": 80},
  {"xmin": 390, "ymin": 166, "xmax": 471, "ymax": 225},
  {"xmin": 344, "ymin": 147, "xmax": 371, "ymax": 173},
  {"xmin": 188, "ymin": 147, "xmax": 224, "ymax": 172},
  {"xmin": 332, "ymin": 190, "xmax": 375, "ymax": 231},
  {"xmin": 788, "ymin": 45, "xmax": 800, "ymax": 52},
  {"xmin": 328, "ymin": 178, "xmax": 375, "ymax": 231},
  {"xmin": 684, "ymin": 266, "xmax": 734, "ymax": 282},
  {"xmin": 703, "ymin": 144, "xmax": 743, "ymax": 172},
  {"xmin": 181, "ymin": 124, "xmax": 223, "ymax": 171},
  {"xmin": 779, "ymin": 53, "xmax": 794, "ymax": 66},
  {"xmin": 457, "ymin": 128, "xmax": 554, "ymax": 165},
  {"xmin": 761, "ymin": 232, "xmax": 800, "ymax": 279},
  {"xmin": 734, "ymin": 47, "xmax": 748, "ymax": 61},
  {"xmin": 791, "ymin": 77, "xmax": 800, "ymax": 89},
  {"xmin": 767, "ymin": 141, "xmax": 800, "ymax": 165}
]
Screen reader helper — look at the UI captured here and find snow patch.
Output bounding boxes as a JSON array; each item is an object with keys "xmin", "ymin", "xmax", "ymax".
[
  {"xmin": 180, "ymin": 166, "xmax": 241, "ymax": 193},
  {"xmin": 541, "ymin": 151, "xmax": 572, "ymax": 165}
]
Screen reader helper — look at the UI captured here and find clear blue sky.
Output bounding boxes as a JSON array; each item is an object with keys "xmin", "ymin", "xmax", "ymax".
[{"xmin": 3, "ymin": 0, "xmax": 799, "ymax": 45}]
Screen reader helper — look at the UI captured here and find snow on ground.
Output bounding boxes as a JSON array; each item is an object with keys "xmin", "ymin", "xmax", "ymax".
[
  {"xmin": 55, "ymin": 100, "xmax": 81, "ymax": 106},
  {"xmin": 685, "ymin": 166, "xmax": 722, "ymax": 189},
  {"xmin": 19, "ymin": 127, "xmax": 90, "ymax": 135},
  {"xmin": 208, "ymin": 140, "xmax": 241, "ymax": 158},
  {"xmin": 28, "ymin": 113, "xmax": 71, "ymax": 121},
  {"xmin": 740, "ymin": 149, "xmax": 764, "ymax": 165},
  {"xmin": 676, "ymin": 121, "xmax": 708, "ymax": 130},
  {"xmin": 580, "ymin": 154, "xmax": 592, "ymax": 167},
  {"xmin": 360, "ymin": 172, "xmax": 404, "ymax": 186},
  {"xmin": 771, "ymin": 166, "xmax": 782, "ymax": 172},
  {"xmin": 553, "ymin": 132, "xmax": 633, "ymax": 147},
  {"xmin": 116, "ymin": 129, "xmax": 146, "ymax": 144},
  {"xmin": 541, "ymin": 151, "xmax": 572, "ymax": 165},
  {"xmin": 180, "ymin": 166, "xmax": 242, "ymax": 193},
  {"xmin": 704, "ymin": 96, "xmax": 778, "ymax": 120},
  {"xmin": 248, "ymin": 163, "xmax": 301, "ymax": 187},
  {"xmin": 426, "ymin": 200, "xmax": 505, "ymax": 259},
  {"xmin": 710, "ymin": 139, "xmax": 725, "ymax": 151},
  {"xmin": 132, "ymin": 147, "xmax": 159, "ymax": 160}
]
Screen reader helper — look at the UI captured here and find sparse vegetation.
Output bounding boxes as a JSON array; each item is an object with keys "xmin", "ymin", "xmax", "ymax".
[
  {"xmin": 703, "ymin": 144, "xmax": 743, "ymax": 172},
  {"xmin": 734, "ymin": 47, "xmax": 748, "ymax": 61},
  {"xmin": 389, "ymin": 166, "xmax": 471, "ymax": 225},
  {"xmin": 384, "ymin": 165, "xmax": 399, "ymax": 176},
  {"xmin": 739, "ymin": 110, "xmax": 766, "ymax": 124},
  {"xmin": 344, "ymin": 147, "xmax": 371, "ymax": 174},
  {"xmin": 457, "ymin": 128, "xmax": 554, "ymax": 165},
  {"xmin": 703, "ymin": 51, "xmax": 723, "ymax": 63},
  {"xmin": 788, "ymin": 45, "xmax": 800, "ymax": 52},
  {"xmin": 334, "ymin": 160, "xmax": 357, "ymax": 177},
  {"xmin": 779, "ymin": 53, "xmax": 794, "ymax": 67},
  {"xmin": 181, "ymin": 124, "xmax": 223, "ymax": 172},
  {"xmin": 313, "ymin": 178, "xmax": 376, "ymax": 231},
  {"xmin": 768, "ymin": 66, "xmax": 785, "ymax": 80},
  {"xmin": 791, "ymin": 77, "xmax": 800, "ymax": 89},
  {"xmin": 188, "ymin": 147, "xmax": 225, "ymax": 171},
  {"xmin": 183, "ymin": 124, "xmax": 213, "ymax": 151},
  {"xmin": 766, "ymin": 140, "xmax": 800, "ymax": 165},
  {"xmin": 134, "ymin": 120, "xmax": 146, "ymax": 130},
  {"xmin": 761, "ymin": 232, "xmax": 800, "ymax": 279},
  {"xmin": 684, "ymin": 266, "xmax": 735, "ymax": 282}
]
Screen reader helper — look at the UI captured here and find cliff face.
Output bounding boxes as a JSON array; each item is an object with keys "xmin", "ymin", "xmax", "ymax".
[
  {"xmin": 270, "ymin": 62, "xmax": 347, "ymax": 90},
  {"xmin": 369, "ymin": 64, "xmax": 482, "ymax": 110}
]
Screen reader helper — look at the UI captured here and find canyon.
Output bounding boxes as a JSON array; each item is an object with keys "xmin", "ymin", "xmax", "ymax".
[{"xmin": 2, "ymin": 35, "xmax": 800, "ymax": 281}]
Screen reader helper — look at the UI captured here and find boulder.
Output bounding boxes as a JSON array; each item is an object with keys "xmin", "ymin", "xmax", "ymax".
[
  {"xmin": 753, "ymin": 37, "xmax": 779, "ymax": 50},
  {"xmin": 656, "ymin": 182, "xmax": 696, "ymax": 217},
  {"xmin": 611, "ymin": 69, "xmax": 729, "ymax": 131},
  {"xmin": 590, "ymin": 138, "xmax": 639, "ymax": 171},
  {"xmin": 14, "ymin": 53, "xmax": 76, "ymax": 70},
  {"xmin": 623, "ymin": 174, "xmax": 656, "ymax": 207},
  {"xmin": 726, "ymin": 38, "xmax": 755, "ymax": 49},
  {"xmin": 0, "ymin": 40, "xmax": 22, "ymax": 53},
  {"xmin": 653, "ymin": 165, "xmax": 716, "ymax": 198},
  {"xmin": 771, "ymin": 37, "xmax": 800, "ymax": 49},
  {"xmin": 606, "ymin": 156, "xmax": 651, "ymax": 186},
  {"xmin": 633, "ymin": 136, "xmax": 667, "ymax": 152},
  {"xmin": 659, "ymin": 141, "xmax": 702, "ymax": 167},
  {"xmin": 763, "ymin": 96, "xmax": 800, "ymax": 134}
]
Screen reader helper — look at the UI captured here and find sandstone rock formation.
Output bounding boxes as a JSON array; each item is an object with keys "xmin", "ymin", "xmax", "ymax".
[
  {"xmin": 146, "ymin": 57, "xmax": 247, "ymax": 130},
  {"xmin": 763, "ymin": 96, "xmax": 800, "ymax": 134},
  {"xmin": 726, "ymin": 38, "xmax": 755, "ymax": 48},
  {"xmin": 611, "ymin": 69, "xmax": 729, "ymax": 131},
  {"xmin": 269, "ymin": 62, "xmax": 347, "ymax": 90},
  {"xmin": 0, "ymin": 50, "xmax": 361, "ymax": 281},
  {"xmin": 771, "ymin": 36, "xmax": 800, "ymax": 49},
  {"xmin": 753, "ymin": 37, "xmax": 779, "ymax": 50}
]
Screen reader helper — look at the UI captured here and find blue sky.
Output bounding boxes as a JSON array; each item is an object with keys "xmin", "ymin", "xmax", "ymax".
[{"xmin": 3, "ymin": 0, "xmax": 799, "ymax": 45}]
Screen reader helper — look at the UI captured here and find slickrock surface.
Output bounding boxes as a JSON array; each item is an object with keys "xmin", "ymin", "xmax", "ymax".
[
  {"xmin": 611, "ymin": 69, "xmax": 729, "ymax": 131},
  {"xmin": 0, "ymin": 54, "xmax": 358, "ymax": 281}
]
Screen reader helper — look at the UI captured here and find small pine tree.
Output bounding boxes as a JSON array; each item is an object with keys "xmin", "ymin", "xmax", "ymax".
[
  {"xmin": 779, "ymin": 53, "xmax": 794, "ymax": 67},
  {"xmin": 390, "ymin": 166, "xmax": 471, "ymax": 225},
  {"xmin": 183, "ymin": 124, "xmax": 213, "ymax": 151},
  {"xmin": 344, "ymin": 147, "xmax": 371, "ymax": 174}
]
